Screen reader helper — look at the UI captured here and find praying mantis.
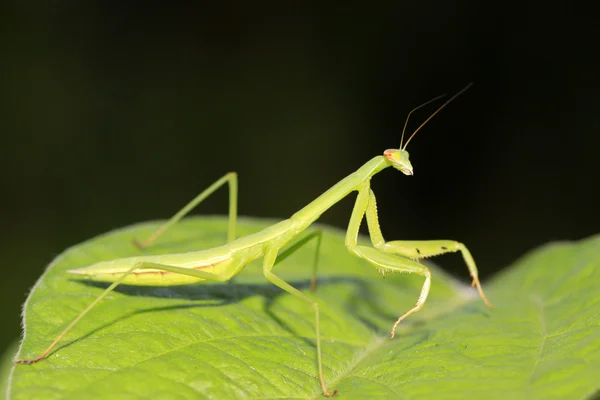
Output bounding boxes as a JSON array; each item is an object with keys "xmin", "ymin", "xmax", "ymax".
[{"xmin": 15, "ymin": 83, "xmax": 492, "ymax": 397}]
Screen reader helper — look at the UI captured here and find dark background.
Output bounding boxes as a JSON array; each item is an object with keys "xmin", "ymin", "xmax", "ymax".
[{"xmin": 1, "ymin": 3, "xmax": 598, "ymax": 358}]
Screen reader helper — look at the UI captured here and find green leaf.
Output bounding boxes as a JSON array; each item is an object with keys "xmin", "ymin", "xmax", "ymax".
[
  {"xmin": 6, "ymin": 217, "xmax": 600, "ymax": 400},
  {"xmin": 1, "ymin": 341, "xmax": 19, "ymax": 400}
]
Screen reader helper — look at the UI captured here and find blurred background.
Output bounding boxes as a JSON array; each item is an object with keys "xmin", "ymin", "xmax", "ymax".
[{"xmin": 1, "ymin": 3, "xmax": 598, "ymax": 357}]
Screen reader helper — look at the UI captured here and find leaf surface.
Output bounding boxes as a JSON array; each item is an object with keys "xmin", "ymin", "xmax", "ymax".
[{"xmin": 6, "ymin": 217, "xmax": 600, "ymax": 400}]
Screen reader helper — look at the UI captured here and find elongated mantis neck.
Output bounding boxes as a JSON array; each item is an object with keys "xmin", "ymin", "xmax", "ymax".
[{"xmin": 291, "ymin": 155, "xmax": 391, "ymax": 229}]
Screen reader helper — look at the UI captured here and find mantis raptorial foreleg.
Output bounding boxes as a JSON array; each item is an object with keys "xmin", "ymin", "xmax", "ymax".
[
  {"xmin": 364, "ymin": 188, "xmax": 492, "ymax": 309},
  {"xmin": 134, "ymin": 172, "xmax": 238, "ymax": 248},
  {"xmin": 345, "ymin": 182, "xmax": 491, "ymax": 338}
]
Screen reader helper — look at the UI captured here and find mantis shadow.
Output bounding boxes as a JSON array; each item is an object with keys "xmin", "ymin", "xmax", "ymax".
[{"xmin": 65, "ymin": 274, "xmax": 405, "ymax": 357}]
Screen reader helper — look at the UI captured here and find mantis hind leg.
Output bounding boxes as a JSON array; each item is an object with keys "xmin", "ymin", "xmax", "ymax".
[
  {"xmin": 14, "ymin": 261, "xmax": 235, "ymax": 365},
  {"xmin": 133, "ymin": 172, "xmax": 238, "ymax": 248}
]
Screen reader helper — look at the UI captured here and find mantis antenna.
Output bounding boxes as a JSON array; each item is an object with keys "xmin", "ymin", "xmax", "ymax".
[
  {"xmin": 402, "ymin": 82, "xmax": 474, "ymax": 150},
  {"xmin": 399, "ymin": 94, "xmax": 447, "ymax": 149}
]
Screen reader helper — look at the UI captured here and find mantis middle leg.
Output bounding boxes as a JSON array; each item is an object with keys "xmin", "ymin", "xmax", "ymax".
[
  {"xmin": 275, "ymin": 230, "xmax": 323, "ymax": 292},
  {"xmin": 262, "ymin": 246, "xmax": 337, "ymax": 397}
]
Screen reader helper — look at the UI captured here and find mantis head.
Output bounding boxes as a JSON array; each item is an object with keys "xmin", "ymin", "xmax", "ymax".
[{"xmin": 384, "ymin": 149, "xmax": 413, "ymax": 175}]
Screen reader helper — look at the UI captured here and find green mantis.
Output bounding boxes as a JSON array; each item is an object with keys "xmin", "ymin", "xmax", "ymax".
[{"xmin": 15, "ymin": 83, "xmax": 492, "ymax": 397}]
